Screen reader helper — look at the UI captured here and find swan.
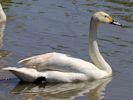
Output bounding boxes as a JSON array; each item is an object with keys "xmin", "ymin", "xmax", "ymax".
[
  {"xmin": 2, "ymin": 11, "xmax": 121, "ymax": 83},
  {"xmin": 0, "ymin": 3, "xmax": 6, "ymax": 23}
]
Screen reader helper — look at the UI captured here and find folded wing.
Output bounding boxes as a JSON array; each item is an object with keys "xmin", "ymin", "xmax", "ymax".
[{"xmin": 18, "ymin": 52, "xmax": 97, "ymax": 74}]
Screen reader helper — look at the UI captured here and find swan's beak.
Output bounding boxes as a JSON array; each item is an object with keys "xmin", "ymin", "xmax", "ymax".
[{"xmin": 110, "ymin": 20, "xmax": 122, "ymax": 26}]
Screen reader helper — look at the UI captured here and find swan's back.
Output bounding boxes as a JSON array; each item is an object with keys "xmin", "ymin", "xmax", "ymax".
[
  {"xmin": 19, "ymin": 52, "xmax": 68, "ymax": 67},
  {"xmin": 19, "ymin": 52, "xmax": 99, "ymax": 73}
]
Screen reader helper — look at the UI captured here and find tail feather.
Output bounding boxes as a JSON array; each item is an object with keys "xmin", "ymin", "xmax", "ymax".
[
  {"xmin": 2, "ymin": 67, "xmax": 18, "ymax": 71},
  {"xmin": 2, "ymin": 67, "xmax": 39, "ymax": 82}
]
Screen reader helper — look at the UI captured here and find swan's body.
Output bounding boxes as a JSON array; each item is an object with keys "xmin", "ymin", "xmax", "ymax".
[{"xmin": 3, "ymin": 11, "xmax": 121, "ymax": 83}]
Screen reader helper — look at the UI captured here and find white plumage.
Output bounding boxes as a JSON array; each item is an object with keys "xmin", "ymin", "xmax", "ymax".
[
  {"xmin": 2, "ymin": 11, "xmax": 121, "ymax": 83},
  {"xmin": 0, "ymin": 3, "xmax": 6, "ymax": 23}
]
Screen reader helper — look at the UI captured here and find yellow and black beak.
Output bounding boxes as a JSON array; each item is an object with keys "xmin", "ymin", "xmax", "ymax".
[
  {"xmin": 110, "ymin": 20, "xmax": 122, "ymax": 26},
  {"xmin": 108, "ymin": 16, "xmax": 121, "ymax": 26}
]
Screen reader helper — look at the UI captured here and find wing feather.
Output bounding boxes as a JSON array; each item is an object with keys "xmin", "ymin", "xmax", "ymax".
[{"xmin": 18, "ymin": 52, "xmax": 97, "ymax": 73}]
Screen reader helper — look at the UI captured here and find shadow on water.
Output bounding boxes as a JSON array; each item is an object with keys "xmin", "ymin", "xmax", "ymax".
[{"xmin": 11, "ymin": 77, "xmax": 112, "ymax": 100}]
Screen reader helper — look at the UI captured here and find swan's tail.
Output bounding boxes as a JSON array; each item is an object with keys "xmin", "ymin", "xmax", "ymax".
[{"xmin": 2, "ymin": 67, "xmax": 46, "ymax": 83}]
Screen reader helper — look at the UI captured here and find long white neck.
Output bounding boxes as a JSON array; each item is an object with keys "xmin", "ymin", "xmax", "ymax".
[
  {"xmin": 89, "ymin": 17, "xmax": 112, "ymax": 75},
  {"xmin": 0, "ymin": 4, "xmax": 6, "ymax": 23}
]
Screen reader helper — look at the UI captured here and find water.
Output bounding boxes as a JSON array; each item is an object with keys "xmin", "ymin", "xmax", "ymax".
[{"xmin": 0, "ymin": 0, "xmax": 133, "ymax": 100}]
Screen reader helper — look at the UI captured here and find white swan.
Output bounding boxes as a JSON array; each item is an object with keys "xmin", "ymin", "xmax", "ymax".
[
  {"xmin": 0, "ymin": 3, "xmax": 6, "ymax": 23},
  {"xmin": 2, "ymin": 11, "xmax": 121, "ymax": 83}
]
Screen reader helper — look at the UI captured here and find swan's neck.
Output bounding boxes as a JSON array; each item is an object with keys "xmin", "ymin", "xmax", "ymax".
[
  {"xmin": 89, "ymin": 18, "xmax": 112, "ymax": 75},
  {"xmin": 0, "ymin": 4, "xmax": 6, "ymax": 23}
]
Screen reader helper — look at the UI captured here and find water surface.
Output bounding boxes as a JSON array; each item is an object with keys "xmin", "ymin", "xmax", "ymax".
[{"xmin": 0, "ymin": 0, "xmax": 133, "ymax": 100}]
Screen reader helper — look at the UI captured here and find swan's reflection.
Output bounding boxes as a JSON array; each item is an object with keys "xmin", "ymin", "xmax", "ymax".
[
  {"xmin": 12, "ymin": 77, "xmax": 112, "ymax": 100},
  {"xmin": 0, "ymin": 23, "xmax": 9, "ymax": 58},
  {"xmin": 0, "ymin": 23, "xmax": 5, "ymax": 48},
  {"xmin": 0, "ymin": 23, "xmax": 10, "ymax": 67}
]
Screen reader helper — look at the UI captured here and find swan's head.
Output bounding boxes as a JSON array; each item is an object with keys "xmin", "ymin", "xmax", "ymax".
[{"xmin": 92, "ymin": 11, "xmax": 121, "ymax": 26}]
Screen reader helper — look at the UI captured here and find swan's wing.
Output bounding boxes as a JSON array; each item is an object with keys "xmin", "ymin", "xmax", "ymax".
[
  {"xmin": 18, "ymin": 52, "xmax": 97, "ymax": 73},
  {"xmin": 18, "ymin": 52, "xmax": 69, "ymax": 68}
]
